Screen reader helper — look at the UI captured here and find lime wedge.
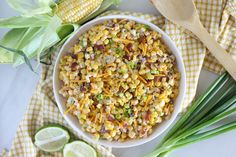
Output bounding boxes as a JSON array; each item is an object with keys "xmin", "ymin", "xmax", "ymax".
[
  {"xmin": 63, "ymin": 141, "xmax": 97, "ymax": 157},
  {"xmin": 34, "ymin": 125, "xmax": 70, "ymax": 152}
]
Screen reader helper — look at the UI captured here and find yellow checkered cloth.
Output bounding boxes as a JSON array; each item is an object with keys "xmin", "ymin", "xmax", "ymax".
[{"xmin": 1, "ymin": 0, "xmax": 235, "ymax": 156}]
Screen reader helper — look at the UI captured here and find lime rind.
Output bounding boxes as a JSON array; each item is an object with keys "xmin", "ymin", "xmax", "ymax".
[
  {"xmin": 34, "ymin": 126, "xmax": 70, "ymax": 152},
  {"xmin": 63, "ymin": 141, "xmax": 97, "ymax": 157},
  {"xmin": 35, "ymin": 124, "xmax": 70, "ymax": 134}
]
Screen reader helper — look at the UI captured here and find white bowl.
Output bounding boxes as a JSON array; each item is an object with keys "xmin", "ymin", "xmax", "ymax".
[{"xmin": 53, "ymin": 15, "xmax": 186, "ymax": 148}]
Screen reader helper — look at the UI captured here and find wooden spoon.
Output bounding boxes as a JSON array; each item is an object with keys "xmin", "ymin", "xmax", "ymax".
[{"xmin": 151, "ymin": 0, "xmax": 236, "ymax": 80}]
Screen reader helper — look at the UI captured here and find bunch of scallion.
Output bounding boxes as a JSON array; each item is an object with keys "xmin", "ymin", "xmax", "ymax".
[
  {"xmin": 145, "ymin": 72, "xmax": 236, "ymax": 157},
  {"xmin": 0, "ymin": 0, "xmax": 120, "ymax": 71}
]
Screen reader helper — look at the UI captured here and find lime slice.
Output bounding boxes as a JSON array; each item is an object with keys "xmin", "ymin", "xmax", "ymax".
[
  {"xmin": 63, "ymin": 141, "xmax": 97, "ymax": 157},
  {"xmin": 34, "ymin": 125, "xmax": 70, "ymax": 152}
]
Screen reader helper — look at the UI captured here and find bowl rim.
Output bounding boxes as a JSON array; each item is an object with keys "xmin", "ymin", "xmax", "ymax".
[{"xmin": 53, "ymin": 15, "xmax": 186, "ymax": 148}]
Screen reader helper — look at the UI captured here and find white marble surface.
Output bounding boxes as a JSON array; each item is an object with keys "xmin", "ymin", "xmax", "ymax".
[{"xmin": 0, "ymin": 0, "xmax": 236, "ymax": 156}]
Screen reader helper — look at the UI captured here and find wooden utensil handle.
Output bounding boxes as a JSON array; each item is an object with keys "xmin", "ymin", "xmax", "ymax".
[{"xmin": 194, "ymin": 24, "xmax": 236, "ymax": 80}]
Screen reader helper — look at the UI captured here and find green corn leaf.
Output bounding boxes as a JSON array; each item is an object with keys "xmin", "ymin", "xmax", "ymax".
[
  {"xmin": 39, "ymin": 23, "xmax": 79, "ymax": 60},
  {"xmin": 0, "ymin": 28, "xmax": 28, "ymax": 63},
  {"xmin": 0, "ymin": 15, "xmax": 78, "ymax": 67},
  {"xmin": 18, "ymin": 27, "xmax": 44, "ymax": 50},
  {"xmin": 0, "ymin": 17, "xmax": 61, "ymax": 66},
  {"xmin": 6, "ymin": 0, "xmax": 55, "ymax": 16},
  {"xmin": 0, "ymin": 44, "xmax": 35, "ymax": 72},
  {"xmin": 35, "ymin": 15, "xmax": 61, "ymax": 66},
  {"xmin": 0, "ymin": 27, "xmax": 52, "ymax": 66},
  {"xmin": 13, "ymin": 27, "xmax": 43, "ymax": 65},
  {"xmin": 12, "ymin": 16, "xmax": 61, "ymax": 67},
  {"xmin": 56, "ymin": 23, "xmax": 79, "ymax": 43},
  {"xmin": 14, "ymin": 15, "xmax": 78, "ymax": 67},
  {"xmin": 38, "ymin": 0, "xmax": 55, "ymax": 6},
  {"xmin": 0, "ymin": 14, "xmax": 52, "ymax": 28}
]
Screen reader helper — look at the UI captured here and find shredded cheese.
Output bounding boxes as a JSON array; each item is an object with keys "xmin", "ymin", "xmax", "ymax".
[
  {"xmin": 100, "ymin": 108, "xmax": 103, "ymax": 123},
  {"xmin": 143, "ymin": 44, "xmax": 147, "ymax": 56},
  {"xmin": 106, "ymin": 63, "xmax": 116, "ymax": 67},
  {"xmin": 148, "ymin": 80, "xmax": 154, "ymax": 88},
  {"xmin": 147, "ymin": 59, "xmax": 155, "ymax": 63},
  {"xmin": 64, "ymin": 105, "xmax": 76, "ymax": 115},
  {"xmin": 124, "ymin": 47, "xmax": 130, "ymax": 53},
  {"xmin": 139, "ymin": 43, "xmax": 147, "ymax": 56},
  {"xmin": 94, "ymin": 115, "xmax": 97, "ymax": 123},
  {"xmin": 113, "ymin": 38, "xmax": 134, "ymax": 44},
  {"xmin": 103, "ymin": 87, "xmax": 111, "ymax": 95},
  {"xmin": 135, "ymin": 88, "xmax": 138, "ymax": 97},
  {"xmin": 144, "ymin": 95, "xmax": 152, "ymax": 109},
  {"xmin": 97, "ymin": 73, "xmax": 110, "ymax": 78},
  {"xmin": 138, "ymin": 75, "xmax": 147, "ymax": 84},
  {"xmin": 77, "ymin": 80, "xmax": 88, "ymax": 83},
  {"xmin": 79, "ymin": 94, "xmax": 89, "ymax": 110},
  {"xmin": 154, "ymin": 74, "xmax": 165, "ymax": 77}
]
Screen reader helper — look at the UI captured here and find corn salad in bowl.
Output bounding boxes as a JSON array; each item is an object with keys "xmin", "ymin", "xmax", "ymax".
[{"xmin": 53, "ymin": 15, "xmax": 186, "ymax": 147}]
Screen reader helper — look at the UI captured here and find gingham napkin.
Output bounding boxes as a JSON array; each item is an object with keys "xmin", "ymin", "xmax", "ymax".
[{"xmin": 1, "ymin": 0, "xmax": 235, "ymax": 156}]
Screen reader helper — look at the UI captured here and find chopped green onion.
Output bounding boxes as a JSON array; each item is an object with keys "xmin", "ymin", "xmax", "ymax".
[
  {"xmin": 97, "ymin": 94, "xmax": 104, "ymax": 100},
  {"xmin": 108, "ymin": 39, "xmax": 114, "ymax": 45},
  {"xmin": 124, "ymin": 107, "xmax": 132, "ymax": 117},
  {"xmin": 124, "ymin": 104, "xmax": 129, "ymax": 108},
  {"xmin": 142, "ymin": 95, "xmax": 148, "ymax": 101},
  {"xmin": 115, "ymin": 47, "xmax": 123, "ymax": 57},
  {"xmin": 118, "ymin": 93, "xmax": 125, "ymax": 98},
  {"xmin": 144, "ymin": 24, "xmax": 151, "ymax": 30},
  {"xmin": 115, "ymin": 114, "xmax": 122, "ymax": 120},
  {"xmin": 146, "ymin": 73, "xmax": 155, "ymax": 80},
  {"xmin": 128, "ymin": 61, "xmax": 136, "ymax": 69},
  {"xmin": 150, "ymin": 70, "xmax": 159, "ymax": 75}
]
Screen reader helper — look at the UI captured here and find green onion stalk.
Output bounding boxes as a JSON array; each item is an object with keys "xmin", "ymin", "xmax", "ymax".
[{"xmin": 145, "ymin": 72, "xmax": 236, "ymax": 157}]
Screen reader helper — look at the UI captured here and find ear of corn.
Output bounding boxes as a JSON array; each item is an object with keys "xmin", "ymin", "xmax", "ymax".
[{"xmin": 55, "ymin": 0, "xmax": 103, "ymax": 23}]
